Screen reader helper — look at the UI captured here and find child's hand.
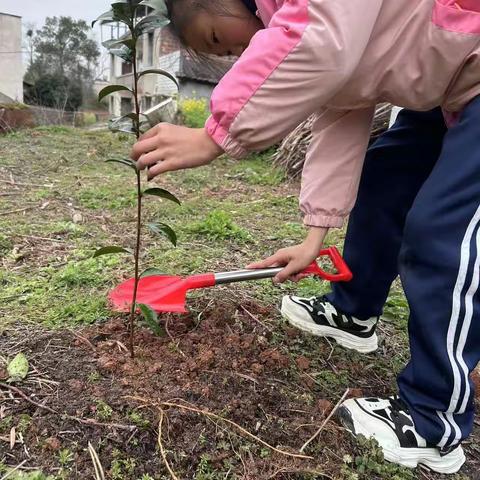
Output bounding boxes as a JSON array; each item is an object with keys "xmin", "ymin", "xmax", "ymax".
[
  {"xmin": 131, "ymin": 125, "xmax": 224, "ymax": 180},
  {"xmin": 247, "ymin": 227, "xmax": 329, "ymax": 283}
]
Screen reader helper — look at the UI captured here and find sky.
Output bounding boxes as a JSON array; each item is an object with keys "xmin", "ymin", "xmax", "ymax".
[{"xmin": 1, "ymin": 0, "xmax": 110, "ymax": 32}]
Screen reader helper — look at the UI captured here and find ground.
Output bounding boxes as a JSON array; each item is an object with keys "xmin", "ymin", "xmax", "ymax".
[{"xmin": 0, "ymin": 127, "xmax": 478, "ymax": 480}]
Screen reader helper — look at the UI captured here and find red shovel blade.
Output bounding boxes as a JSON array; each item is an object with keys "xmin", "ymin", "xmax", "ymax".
[
  {"xmin": 109, "ymin": 273, "xmax": 217, "ymax": 314},
  {"xmin": 109, "ymin": 275, "xmax": 188, "ymax": 313}
]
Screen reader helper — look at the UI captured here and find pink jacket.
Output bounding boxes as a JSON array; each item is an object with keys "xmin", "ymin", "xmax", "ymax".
[{"xmin": 205, "ymin": 0, "xmax": 480, "ymax": 228}]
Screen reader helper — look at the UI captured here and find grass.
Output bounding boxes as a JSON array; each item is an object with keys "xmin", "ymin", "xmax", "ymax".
[
  {"xmin": 0, "ymin": 125, "xmax": 450, "ymax": 479},
  {"xmin": 0, "ymin": 123, "xmax": 411, "ymax": 338},
  {"xmin": 0, "ymin": 126, "xmax": 324, "ymax": 329}
]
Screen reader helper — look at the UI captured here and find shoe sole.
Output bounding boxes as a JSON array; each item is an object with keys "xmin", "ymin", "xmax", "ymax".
[
  {"xmin": 281, "ymin": 297, "xmax": 379, "ymax": 354},
  {"xmin": 337, "ymin": 403, "xmax": 466, "ymax": 474}
]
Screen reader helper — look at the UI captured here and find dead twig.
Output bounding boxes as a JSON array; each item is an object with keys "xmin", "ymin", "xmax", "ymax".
[
  {"xmin": 0, "ymin": 207, "xmax": 35, "ymax": 217},
  {"xmin": 69, "ymin": 330, "xmax": 96, "ymax": 351},
  {"xmin": 15, "ymin": 234, "xmax": 65, "ymax": 243},
  {"xmin": 300, "ymin": 388, "xmax": 349, "ymax": 453},
  {"xmin": 165, "ymin": 317, "xmax": 186, "ymax": 358},
  {"xmin": 0, "ymin": 460, "xmax": 28, "ymax": 480},
  {"xmin": 268, "ymin": 467, "xmax": 333, "ymax": 480},
  {"xmin": 0, "ymin": 179, "xmax": 53, "ymax": 188},
  {"xmin": 128, "ymin": 396, "xmax": 313, "ymax": 460},
  {"xmin": 240, "ymin": 305, "xmax": 273, "ymax": 332},
  {"xmin": 158, "ymin": 408, "xmax": 180, "ymax": 480},
  {"xmin": 88, "ymin": 442, "xmax": 106, "ymax": 480},
  {"xmin": 0, "ymin": 383, "xmax": 136, "ymax": 431}
]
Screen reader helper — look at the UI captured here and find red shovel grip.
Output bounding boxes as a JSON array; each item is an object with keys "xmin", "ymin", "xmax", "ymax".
[{"xmin": 302, "ymin": 246, "xmax": 352, "ymax": 282}]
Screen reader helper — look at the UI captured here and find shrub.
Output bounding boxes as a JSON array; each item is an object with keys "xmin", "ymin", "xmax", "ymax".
[{"xmin": 180, "ymin": 97, "xmax": 209, "ymax": 128}]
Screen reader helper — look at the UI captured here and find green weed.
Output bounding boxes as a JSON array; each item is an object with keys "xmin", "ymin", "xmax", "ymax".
[
  {"xmin": 194, "ymin": 454, "xmax": 224, "ymax": 480},
  {"xmin": 127, "ymin": 409, "xmax": 151, "ymax": 429},
  {"xmin": 232, "ymin": 152, "xmax": 284, "ymax": 186},
  {"xmin": 296, "ymin": 277, "xmax": 330, "ymax": 298},
  {"xmin": 58, "ymin": 448, "xmax": 74, "ymax": 467},
  {"xmin": 0, "ymin": 233, "xmax": 12, "ymax": 256},
  {"xmin": 43, "ymin": 293, "xmax": 109, "ymax": 326},
  {"xmin": 53, "ymin": 257, "xmax": 118, "ymax": 288},
  {"xmin": 111, "ymin": 453, "xmax": 136, "ymax": 480},
  {"xmin": 342, "ymin": 436, "xmax": 415, "ymax": 479},
  {"xmin": 87, "ymin": 371, "xmax": 101, "ymax": 383},
  {"xmin": 44, "ymin": 221, "xmax": 86, "ymax": 238},
  {"xmin": 77, "ymin": 186, "xmax": 136, "ymax": 210},
  {"xmin": 188, "ymin": 210, "xmax": 251, "ymax": 242},
  {"xmin": 34, "ymin": 126, "xmax": 74, "ymax": 134},
  {"xmin": 95, "ymin": 400, "xmax": 113, "ymax": 420},
  {"xmin": 384, "ymin": 284, "xmax": 410, "ymax": 327},
  {"xmin": 0, "ymin": 467, "xmax": 55, "ymax": 480},
  {"xmin": 17, "ymin": 414, "xmax": 32, "ymax": 434}
]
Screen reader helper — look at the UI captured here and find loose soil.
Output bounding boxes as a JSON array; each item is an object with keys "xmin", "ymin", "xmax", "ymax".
[{"xmin": 1, "ymin": 301, "xmax": 479, "ymax": 479}]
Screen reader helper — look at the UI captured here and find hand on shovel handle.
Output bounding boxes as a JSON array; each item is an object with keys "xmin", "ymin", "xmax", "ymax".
[
  {"xmin": 110, "ymin": 247, "xmax": 351, "ymax": 314},
  {"xmin": 218, "ymin": 247, "xmax": 352, "ymax": 285}
]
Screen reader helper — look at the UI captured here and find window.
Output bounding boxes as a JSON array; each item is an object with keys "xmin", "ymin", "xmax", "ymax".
[
  {"xmin": 148, "ymin": 32, "xmax": 154, "ymax": 66},
  {"xmin": 121, "ymin": 97, "xmax": 133, "ymax": 115},
  {"xmin": 144, "ymin": 96, "xmax": 152, "ymax": 110},
  {"xmin": 121, "ymin": 61, "xmax": 133, "ymax": 75}
]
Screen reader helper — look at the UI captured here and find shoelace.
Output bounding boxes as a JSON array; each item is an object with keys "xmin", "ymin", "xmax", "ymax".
[
  {"xmin": 389, "ymin": 396, "xmax": 410, "ymax": 416},
  {"xmin": 311, "ymin": 295, "xmax": 332, "ymax": 310}
]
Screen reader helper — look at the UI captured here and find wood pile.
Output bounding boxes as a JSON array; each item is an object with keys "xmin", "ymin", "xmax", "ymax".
[{"xmin": 272, "ymin": 103, "xmax": 393, "ymax": 179}]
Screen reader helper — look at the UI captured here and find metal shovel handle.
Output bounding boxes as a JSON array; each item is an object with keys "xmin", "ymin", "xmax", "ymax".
[{"xmin": 214, "ymin": 247, "xmax": 352, "ymax": 285}]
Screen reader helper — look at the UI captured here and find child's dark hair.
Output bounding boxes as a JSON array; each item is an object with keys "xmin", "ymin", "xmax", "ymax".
[{"xmin": 166, "ymin": 0, "xmax": 238, "ymax": 44}]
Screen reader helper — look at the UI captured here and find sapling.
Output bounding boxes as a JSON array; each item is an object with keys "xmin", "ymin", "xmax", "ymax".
[{"xmin": 92, "ymin": 0, "xmax": 180, "ymax": 358}]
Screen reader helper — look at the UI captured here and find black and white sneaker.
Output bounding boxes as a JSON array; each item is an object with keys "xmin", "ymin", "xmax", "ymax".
[
  {"xmin": 281, "ymin": 295, "xmax": 379, "ymax": 353},
  {"xmin": 338, "ymin": 396, "xmax": 466, "ymax": 474}
]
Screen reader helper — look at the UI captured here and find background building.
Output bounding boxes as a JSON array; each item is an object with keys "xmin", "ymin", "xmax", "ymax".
[
  {"xmin": 108, "ymin": 25, "xmax": 234, "ymax": 117},
  {"xmin": 0, "ymin": 12, "xmax": 24, "ymax": 103}
]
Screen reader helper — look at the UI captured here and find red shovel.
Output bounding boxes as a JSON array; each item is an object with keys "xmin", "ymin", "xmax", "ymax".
[{"xmin": 109, "ymin": 246, "xmax": 352, "ymax": 314}]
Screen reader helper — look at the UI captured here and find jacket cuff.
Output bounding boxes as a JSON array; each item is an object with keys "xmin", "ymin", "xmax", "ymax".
[
  {"xmin": 205, "ymin": 116, "xmax": 248, "ymax": 159},
  {"xmin": 303, "ymin": 214, "xmax": 345, "ymax": 229}
]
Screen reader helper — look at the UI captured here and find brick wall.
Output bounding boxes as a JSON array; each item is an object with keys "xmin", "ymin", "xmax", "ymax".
[{"xmin": 160, "ymin": 27, "xmax": 180, "ymax": 56}]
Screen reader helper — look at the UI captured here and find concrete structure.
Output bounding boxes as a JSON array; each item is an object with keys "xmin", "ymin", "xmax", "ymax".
[
  {"xmin": 0, "ymin": 12, "xmax": 23, "ymax": 103},
  {"xmin": 108, "ymin": 24, "xmax": 234, "ymax": 119}
]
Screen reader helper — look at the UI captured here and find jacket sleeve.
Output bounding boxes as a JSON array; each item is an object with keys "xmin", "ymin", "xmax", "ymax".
[
  {"xmin": 205, "ymin": 0, "xmax": 383, "ymax": 158},
  {"xmin": 300, "ymin": 107, "xmax": 375, "ymax": 228}
]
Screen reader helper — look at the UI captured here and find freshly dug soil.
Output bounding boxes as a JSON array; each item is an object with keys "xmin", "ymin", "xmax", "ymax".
[{"xmin": 1, "ymin": 301, "xmax": 479, "ymax": 479}]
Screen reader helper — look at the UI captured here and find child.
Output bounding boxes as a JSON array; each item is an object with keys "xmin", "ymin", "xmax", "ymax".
[{"xmin": 131, "ymin": 0, "xmax": 480, "ymax": 473}]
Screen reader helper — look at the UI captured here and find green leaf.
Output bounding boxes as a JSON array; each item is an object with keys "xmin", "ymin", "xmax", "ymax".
[
  {"xmin": 92, "ymin": 9, "xmax": 115, "ymax": 27},
  {"xmin": 140, "ymin": 0, "xmax": 168, "ymax": 15},
  {"xmin": 138, "ymin": 304, "xmax": 165, "ymax": 337},
  {"xmin": 98, "ymin": 85, "xmax": 132, "ymax": 102},
  {"xmin": 92, "ymin": 2, "xmax": 140, "ymax": 27},
  {"xmin": 109, "ymin": 114, "xmax": 149, "ymax": 134},
  {"xmin": 108, "ymin": 44, "xmax": 134, "ymax": 63},
  {"xmin": 140, "ymin": 268, "xmax": 167, "ymax": 278},
  {"xmin": 106, "ymin": 157, "xmax": 138, "ymax": 172},
  {"xmin": 134, "ymin": 14, "xmax": 169, "ymax": 36},
  {"xmin": 138, "ymin": 69, "xmax": 179, "ymax": 89},
  {"xmin": 148, "ymin": 223, "xmax": 177, "ymax": 246},
  {"xmin": 143, "ymin": 188, "xmax": 181, "ymax": 205},
  {"xmin": 7, "ymin": 353, "xmax": 29, "ymax": 382},
  {"xmin": 103, "ymin": 35, "xmax": 136, "ymax": 52},
  {"xmin": 111, "ymin": 1, "xmax": 138, "ymax": 26},
  {"xmin": 93, "ymin": 246, "xmax": 132, "ymax": 258}
]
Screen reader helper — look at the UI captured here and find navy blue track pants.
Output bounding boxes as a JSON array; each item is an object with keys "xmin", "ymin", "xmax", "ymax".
[{"xmin": 329, "ymin": 96, "xmax": 480, "ymax": 448}]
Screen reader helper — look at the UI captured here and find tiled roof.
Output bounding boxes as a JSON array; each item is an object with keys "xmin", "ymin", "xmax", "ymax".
[{"xmin": 177, "ymin": 52, "xmax": 235, "ymax": 84}]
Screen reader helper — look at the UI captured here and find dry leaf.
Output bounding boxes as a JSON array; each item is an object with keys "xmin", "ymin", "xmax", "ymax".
[{"xmin": 10, "ymin": 426, "xmax": 16, "ymax": 449}]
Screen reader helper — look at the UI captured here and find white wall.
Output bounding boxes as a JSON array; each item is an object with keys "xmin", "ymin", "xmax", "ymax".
[{"xmin": 0, "ymin": 13, "xmax": 23, "ymax": 102}]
